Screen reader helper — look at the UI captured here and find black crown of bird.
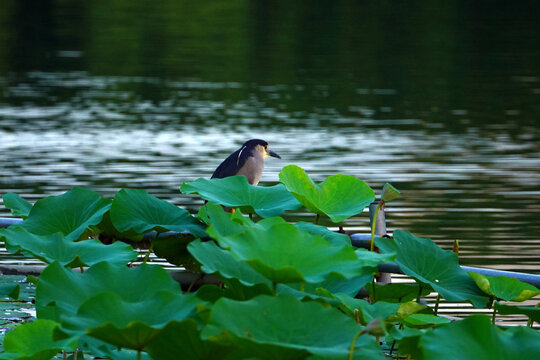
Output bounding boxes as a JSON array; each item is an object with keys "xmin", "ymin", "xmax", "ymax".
[{"xmin": 211, "ymin": 139, "xmax": 281, "ymax": 186}]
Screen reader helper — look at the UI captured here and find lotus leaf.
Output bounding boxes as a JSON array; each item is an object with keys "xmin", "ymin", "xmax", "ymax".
[
  {"xmin": 0, "ymin": 227, "xmax": 137, "ymax": 268},
  {"xmin": 279, "ymin": 165, "xmax": 375, "ymax": 222},
  {"xmin": 2, "ymin": 193, "xmax": 32, "ymax": 219},
  {"xmin": 196, "ymin": 281, "xmax": 273, "ymax": 303},
  {"xmin": 418, "ymin": 315, "xmax": 540, "ymax": 359},
  {"xmin": 202, "ymin": 202, "xmax": 255, "ymax": 240},
  {"xmin": 494, "ymin": 302, "xmax": 540, "ymax": 324},
  {"xmin": 0, "ymin": 319, "xmax": 77, "ymax": 360},
  {"xmin": 218, "ymin": 222, "xmax": 378, "ymax": 284},
  {"xmin": 402, "ymin": 314, "xmax": 451, "ymax": 328},
  {"xmin": 0, "ymin": 284, "xmax": 20, "ymax": 300},
  {"xmin": 202, "ymin": 294, "xmax": 385, "ymax": 360},
  {"xmin": 366, "ymin": 283, "xmax": 432, "ymax": 303},
  {"xmin": 188, "ymin": 239, "xmax": 272, "ymax": 287},
  {"xmin": 376, "ymin": 230, "xmax": 488, "ymax": 308},
  {"xmin": 469, "ymin": 272, "xmax": 540, "ymax": 302},
  {"xmin": 36, "ymin": 262, "xmax": 183, "ymax": 321},
  {"xmin": 65, "ymin": 291, "xmax": 200, "ymax": 350},
  {"xmin": 180, "ymin": 176, "xmax": 302, "ymax": 217},
  {"xmin": 110, "ymin": 188, "xmax": 206, "ymax": 238},
  {"xmin": 145, "ymin": 319, "xmax": 234, "ymax": 360},
  {"xmin": 294, "ymin": 221, "xmax": 351, "ymax": 247},
  {"xmin": 14, "ymin": 187, "xmax": 111, "ymax": 241}
]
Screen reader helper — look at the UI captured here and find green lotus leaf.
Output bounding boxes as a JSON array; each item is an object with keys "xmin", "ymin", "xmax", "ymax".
[
  {"xmin": 202, "ymin": 202, "xmax": 255, "ymax": 240},
  {"xmin": 196, "ymin": 280, "xmax": 274, "ymax": 303},
  {"xmin": 202, "ymin": 294, "xmax": 385, "ymax": 360},
  {"xmin": 294, "ymin": 221, "xmax": 351, "ymax": 247},
  {"xmin": 417, "ymin": 315, "xmax": 540, "ymax": 359},
  {"xmin": 36, "ymin": 262, "xmax": 183, "ymax": 322},
  {"xmin": 2, "ymin": 193, "xmax": 32, "ymax": 219},
  {"xmin": 14, "ymin": 187, "xmax": 111, "ymax": 241},
  {"xmin": 110, "ymin": 188, "xmax": 206, "ymax": 238},
  {"xmin": 402, "ymin": 314, "xmax": 451, "ymax": 328},
  {"xmin": 376, "ymin": 230, "xmax": 488, "ymax": 308},
  {"xmin": 279, "ymin": 165, "xmax": 375, "ymax": 223},
  {"xmin": 188, "ymin": 239, "xmax": 272, "ymax": 288},
  {"xmin": 145, "ymin": 319, "xmax": 234, "ymax": 360},
  {"xmin": 65, "ymin": 291, "xmax": 200, "ymax": 350},
  {"xmin": 494, "ymin": 302, "xmax": 540, "ymax": 323},
  {"xmin": 0, "ymin": 284, "xmax": 20, "ymax": 300},
  {"xmin": 0, "ymin": 227, "xmax": 137, "ymax": 268},
  {"xmin": 469, "ymin": 272, "xmax": 540, "ymax": 302},
  {"xmin": 0, "ymin": 319, "xmax": 77, "ymax": 360},
  {"xmin": 366, "ymin": 283, "xmax": 432, "ymax": 303},
  {"xmin": 218, "ymin": 222, "xmax": 378, "ymax": 284},
  {"xmin": 180, "ymin": 176, "xmax": 302, "ymax": 217}
]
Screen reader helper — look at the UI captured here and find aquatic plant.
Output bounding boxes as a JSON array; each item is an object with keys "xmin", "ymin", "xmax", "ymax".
[{"xmin": 0, "ymin": 165, "xmax": 539, "ymax": 359}]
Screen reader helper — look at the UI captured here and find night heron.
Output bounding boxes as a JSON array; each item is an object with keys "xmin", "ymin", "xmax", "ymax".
[{"xmin": 211, "ymin": 139, "xmax": 281, "ymax": 185}]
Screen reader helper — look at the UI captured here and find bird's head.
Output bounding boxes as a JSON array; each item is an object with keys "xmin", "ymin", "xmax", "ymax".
[{"xmin": 243, "ymin": 139, "xmax": 281, "ymax": 159}]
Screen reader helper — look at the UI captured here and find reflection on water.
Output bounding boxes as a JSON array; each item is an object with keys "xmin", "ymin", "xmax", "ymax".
[{"xmin": 0, "ymin": 1, "xmax": 539, "ymax": 273}]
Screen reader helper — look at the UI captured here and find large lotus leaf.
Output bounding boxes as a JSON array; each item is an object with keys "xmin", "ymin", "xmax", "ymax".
[
  {"xmin": 145, "ymin": 319, "xmax": 234, "ymax": 360},
  {"xmin": 110, "ymin": 188, "xmax": 206, "ymax": 238},
  {"xmin": 376, "ymin": 230, "xmax": 488, "ymax": 308},
  {"xmin": 218, "ymin": 222, "xmax": 377, "ymax": 284},
  {"xmin": 2, "ymin": 193, "xmax": 32, "ymax": 219},
  {"xmin": 180, "ymin": 176, "xmax": 302, "ymax": 217},
  {"xmin": 187, "ymin": 239, "xmax": 272, "ymax": 287},
  {"xmin": 494, "ymin": 302, "xmax": 540, "ymax": 323},
  {"xmin": 469, "ymin": 272, "xmax": 540, "ymax": 302},
  {"xmin": 294, "ymin": 222, "xmax": 351, "ymax": 247},
  {"xmin": 279, "ymin": 165, "xmax": 375, "ymax": 223},
  {"xmin": 78, "ymin": 336, "xmax": 151, "ymax": 360},
  {"xmin": 0, "ymin": 319, "xmax": 77, "ymax": 360},
  {"xmin": 64, "ymin": 291, "xmax": 200, "ymax": 350},
  {"xmin": 202, "ymin": 294, "xmax": 385, "ymax": 360},
  {"xmin": 36, "ymin": 262, "xmax": 182, "ymax": 321},
  {"xmin": 0, "ymin": 227, "xmax": 137, "ymax": 268},
  {"xmin": 418, "ymin": 315, "xmax": 540, "ymax": 359},
  {"xmin": 14, "ymin": 187, "xmax": 111, "ymax": 241}
]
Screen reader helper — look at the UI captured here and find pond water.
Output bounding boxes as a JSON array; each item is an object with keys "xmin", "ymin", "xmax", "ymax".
[{"xmin": 0, "ymin": 1, "xmax": 539, "ymax": 273}]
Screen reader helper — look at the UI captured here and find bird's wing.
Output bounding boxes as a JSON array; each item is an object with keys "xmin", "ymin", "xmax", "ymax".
[{"xmin": 211, "ymin": 146, "xmax": 252, "ymax": 179}]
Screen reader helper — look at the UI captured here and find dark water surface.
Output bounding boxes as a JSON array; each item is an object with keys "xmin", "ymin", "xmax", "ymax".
[{"xmin": 0, "ymin": 1, "xmax": 539, "ymax": 272}]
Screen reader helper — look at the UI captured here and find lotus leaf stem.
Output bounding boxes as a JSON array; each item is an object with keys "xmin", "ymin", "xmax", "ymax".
[
  {"xmin": 370, "ymin": 277, "xmax": 377, "ymax": 303},
  {"xmin": 143, "ymin": 243, "xmax": 154, "ymax": 264},
  {"xmin": 416, "ymin": 285, "xmax": 423, "ymax": 303},
  {"xmin": 434, "ymin": 294, "xmax": 441, "ymax": 315},
  {"xmin": 348, "ymin": 329, "xmax": 366, "ymax": 360},
  {"xmin": 79, "ymin": 266, "xmax": 84, "ymax": 273},
  {"xmin": 315, "ymin": 213, "xmax": 320, "ymax": 225}
]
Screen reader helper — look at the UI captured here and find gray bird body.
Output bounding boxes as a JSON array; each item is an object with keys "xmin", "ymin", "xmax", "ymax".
[{"xmin": 211, "ymin": 139, "xmax": 280, "ymax": 185}]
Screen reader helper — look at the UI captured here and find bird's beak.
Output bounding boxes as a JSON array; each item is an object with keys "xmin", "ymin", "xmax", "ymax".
[{"xmin": 266, "ymin": 149, "xmax": 281, "ymax": 159}]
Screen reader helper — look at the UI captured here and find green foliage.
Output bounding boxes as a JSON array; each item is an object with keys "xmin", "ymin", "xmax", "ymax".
[
  {"xmin": 2, "ymin": 193, "xmax": 32, "ymax": 219},
  {"xmin": 469, "ymin": 272, "xmax": 540, "ymax": 302},
  {"xmin": 0, "ymin": 226, "xmax": 137, "ymax": 268},
  {"xmin": 181, "ymin": 176, "xmax": 302, "ymax": 217},
  {"xmin": 376, "ymin": 230, "xmax": 489, "ymax": 308},
  {"xmin": 417, "ymin": 315, "xmax": 540, "ymax": 359},
  {"xmin": 202, "ymin": 294, "xmax": 385, "ymax": 360},
  {"xmin": 110, "ymin": 188, "xmax": 206, "ymax": 238},
  {"xmin": 0, "ymin": 166, "xmax": 538, "ymax": 358},
  {"xmin": 14, "ymin": 187, "xmax": 111, "ymax": 241},
  {"xmin": 0, "ymin": 283, "xmax": 20, "ymax": 300},
  {"xmin": 0, "ymin": 319, "xmax": 77, "ymax": 360},
  {"xmin": 279, "ymin": 164, "xmax": 375, "ymax": 222}
]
